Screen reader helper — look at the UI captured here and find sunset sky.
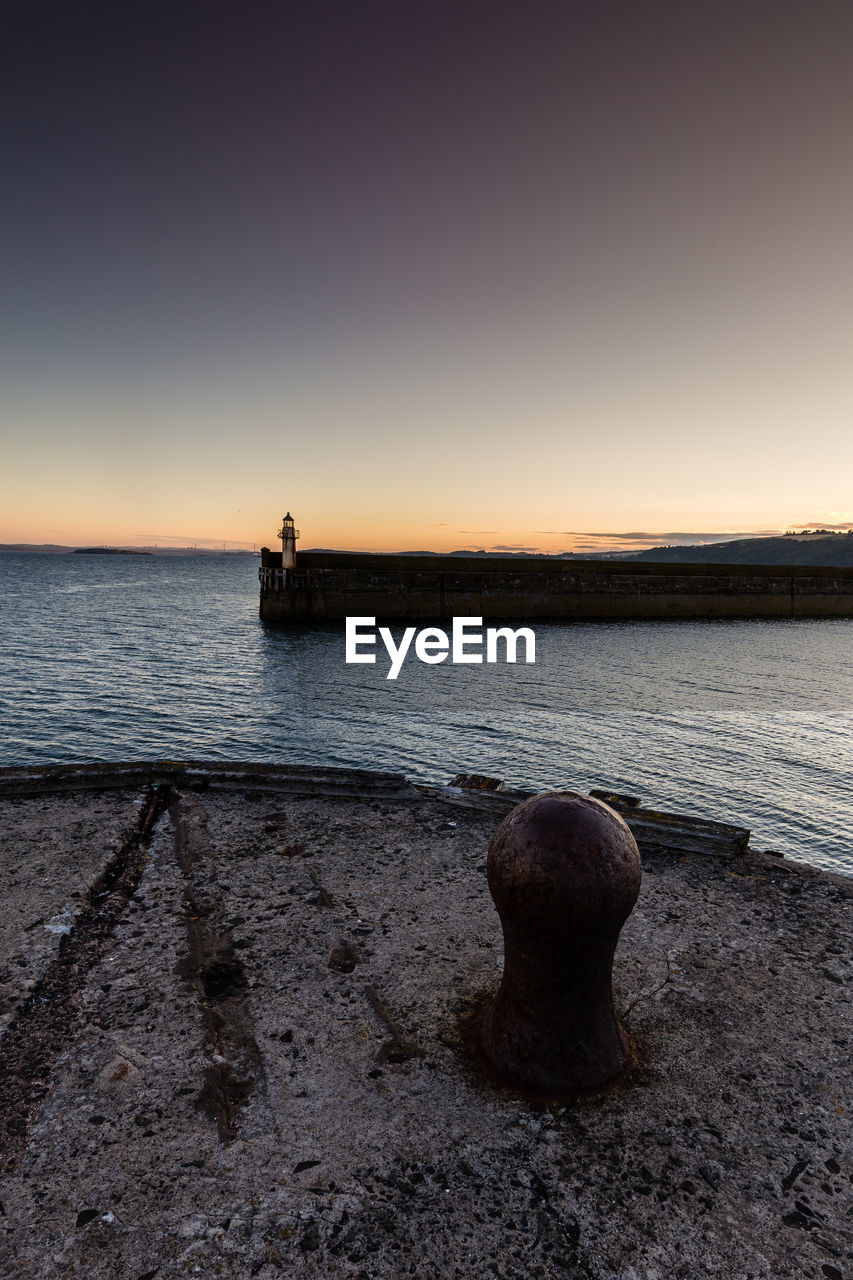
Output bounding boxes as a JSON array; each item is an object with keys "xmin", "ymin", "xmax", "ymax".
[{"xmin": 3, "ymin": 1, "xmax": 852, "ymax": 553}]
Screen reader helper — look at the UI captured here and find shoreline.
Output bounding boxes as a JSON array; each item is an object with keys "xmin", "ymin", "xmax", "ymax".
[{"xmin": 1, "ymin": 759, "xmax": 850, "ymax": 884}]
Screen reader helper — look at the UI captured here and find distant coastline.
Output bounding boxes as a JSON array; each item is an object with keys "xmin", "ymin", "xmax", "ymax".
[
  {"xmin": 0, "ymin": 545, "xmax": 254, "ymax": 556},
  {"xmin": 298, "ymin": 533, "xmax": 853, "ymax": 568},
  {"xmin": 4, "ymin": 532, "xmax": 853, "ymax": 566}
]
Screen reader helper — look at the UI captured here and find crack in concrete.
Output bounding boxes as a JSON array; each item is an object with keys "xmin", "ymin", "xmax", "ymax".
[
  {"xmin": 0, "ymin": 785, "xmax": 171, "ymax": 1175},
  {"xmin": 623, "ymin": 949, "xmax": 674, "ymax": 1018}
]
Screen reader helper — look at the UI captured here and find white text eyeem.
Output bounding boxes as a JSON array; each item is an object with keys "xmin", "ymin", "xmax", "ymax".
[{"xmin": 345, "ymin": 616, "xmax": 536, "ymax": 680}]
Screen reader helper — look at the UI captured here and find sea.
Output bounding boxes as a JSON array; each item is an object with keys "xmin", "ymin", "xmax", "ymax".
[{"xmin": 1, "ymin": 552, "xmax": 851, "ymax": 876}]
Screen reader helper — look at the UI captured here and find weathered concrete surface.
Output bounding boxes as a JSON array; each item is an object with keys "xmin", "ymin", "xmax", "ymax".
[
  {"xmin": 0, "ymin": 790, "xmax": 144, "ymax": 1037},
  {"xmin": 259, "ymin": 552, "xmax": 853, "ymax": 621},
  {"xmin": 0, "ymin": 767, "xmax": 850, "ymax": 1279}
]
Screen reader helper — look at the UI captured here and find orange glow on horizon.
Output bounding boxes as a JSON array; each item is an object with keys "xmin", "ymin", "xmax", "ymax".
[
  {"xmin": 3, "ymin": 492, "xmax": 853, "ymax": 557},
  {"xmin": 6, "ymin": 515, "xmax": 853, "ymax": 555}
]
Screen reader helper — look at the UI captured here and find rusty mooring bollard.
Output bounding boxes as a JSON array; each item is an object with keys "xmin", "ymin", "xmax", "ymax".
[{"xmin": 479, "ymin": 791, "xmax": 642, "ymax": 1096}]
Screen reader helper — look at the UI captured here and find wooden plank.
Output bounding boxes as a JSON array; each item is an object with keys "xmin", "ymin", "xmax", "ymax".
[{"xmin": 602, "ymin": 798, "xmax": 750, "ymax": 857}]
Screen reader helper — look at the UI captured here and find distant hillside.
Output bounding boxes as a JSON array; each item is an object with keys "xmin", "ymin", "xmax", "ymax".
[
  {"xmin": 636, "ymin": 535, "xmax": 853, "ymax": 567},
  {"xmin": 306, "ymin": 548, "xmax": 607, "ymax": 559}
]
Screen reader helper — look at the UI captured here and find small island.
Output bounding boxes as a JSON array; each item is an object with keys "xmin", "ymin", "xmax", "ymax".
[{"xmin": 71, "ymin": 547, "xmax": 152, "ymax": 555}]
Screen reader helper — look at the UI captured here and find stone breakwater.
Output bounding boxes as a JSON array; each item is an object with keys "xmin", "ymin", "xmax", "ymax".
[
  {"xmin": 259, "ymin": 551, "xmax": 853, "ymax": 622},
  {"xmin": 0, "ymin": 762, "xmax": 850, "ymax": 1279}
]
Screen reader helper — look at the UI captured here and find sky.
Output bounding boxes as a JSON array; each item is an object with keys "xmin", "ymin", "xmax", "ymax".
[{"xmin": 2, "ymin": 1, "xmax": 852, "ymax": 553}]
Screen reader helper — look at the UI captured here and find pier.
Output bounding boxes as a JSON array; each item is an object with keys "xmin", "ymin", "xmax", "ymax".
[
  {"xmin": 0, "ymin": 762, "xmax": 850, "ymax": 1278},
  {"xmin": 259, "ymin": 549, "xmax": 853, "ymax": 623}
]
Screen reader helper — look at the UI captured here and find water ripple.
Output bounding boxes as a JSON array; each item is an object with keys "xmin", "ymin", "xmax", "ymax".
[{"xmin": 0, "ymin": 553, "xmax": 851, "ymax": 874}]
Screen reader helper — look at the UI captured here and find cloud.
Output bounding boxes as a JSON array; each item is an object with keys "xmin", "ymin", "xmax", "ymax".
[
  {"xmin": 533, "ymin": 530, "xmax": 783, "ymax": 546},
  {"xmin": 458, "ymin": 529, "xmax": 498, "ymax": 534},
  {"xmin": 492, "ymin": 544, "xmax": 539, "ymax": 552},
  {"xmin": 789, "ymin": 519, "xmax": 853, "ymax": 531}
]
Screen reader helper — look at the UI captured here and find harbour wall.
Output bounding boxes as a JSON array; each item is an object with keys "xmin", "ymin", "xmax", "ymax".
[{"xmin": 258, "ymin": 551, "xmax": 853, "ymax": 622}]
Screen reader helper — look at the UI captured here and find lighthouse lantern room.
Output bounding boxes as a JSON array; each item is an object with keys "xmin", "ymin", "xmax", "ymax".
[{"xmin": 278, "ymin": 512, "xmax": 300, "ymax": 568}]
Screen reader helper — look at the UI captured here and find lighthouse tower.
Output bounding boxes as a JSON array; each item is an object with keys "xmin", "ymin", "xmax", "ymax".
[{"xmin": 278, "ymin": 512, "xmax": 300, "ymax": 568}]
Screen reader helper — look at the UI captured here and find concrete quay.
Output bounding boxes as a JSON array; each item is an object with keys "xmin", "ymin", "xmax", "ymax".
[
  {"xmin": 0, "ymin": 762, "xmax": 850, "ymax": 1279},
  {"xmin": 258, "ymin": 552, "xmax": 853, "ymax": 622}
]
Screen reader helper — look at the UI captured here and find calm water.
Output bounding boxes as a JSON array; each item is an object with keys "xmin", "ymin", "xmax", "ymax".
[{"xmin": 1, "ymin": 553, "xmax": 851, "ymax": 876}]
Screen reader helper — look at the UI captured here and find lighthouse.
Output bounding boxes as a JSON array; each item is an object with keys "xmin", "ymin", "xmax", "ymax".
[{"xmin": 278, "ymin": 512, "xmax": 300, "ymax": 568}]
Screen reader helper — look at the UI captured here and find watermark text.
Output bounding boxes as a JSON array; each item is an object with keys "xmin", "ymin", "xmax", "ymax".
[{"xmin": 346, "ymin": 616, "xmax": 536, "ymax": 680}]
